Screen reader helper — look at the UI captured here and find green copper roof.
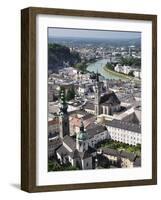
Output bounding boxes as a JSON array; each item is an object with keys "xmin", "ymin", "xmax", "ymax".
[
  {"xmin": 77, "ymin": 118, "xmax": 88, "ymax": 141},
  {"xmin": 77, "ymin": 131, "xmax": 88, "ymax": 141},
  {"xmin": 60, "ymin": 90, "xmax": 66, "ymax": 103},
  {"xmin": 59, "ymin": 89, "xmax": 68, "ymax": 114}
]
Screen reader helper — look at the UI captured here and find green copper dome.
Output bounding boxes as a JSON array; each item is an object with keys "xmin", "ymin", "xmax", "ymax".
[
  {"xmin": 77, "ymin": 118, "xmax": 88, "ymax": 141},
  {"xmin": 77, "ymin": 131, "xmax": 88, "ymax": 141}
]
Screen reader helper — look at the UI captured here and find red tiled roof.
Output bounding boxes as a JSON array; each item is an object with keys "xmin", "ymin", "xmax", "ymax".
[
  {"xmin": 48, "ymin": 118, "xmax": 59, "ymax": 126},
  {"xmin": 70, "ymin": 116, "xmax": 95, "ymax": 128}
]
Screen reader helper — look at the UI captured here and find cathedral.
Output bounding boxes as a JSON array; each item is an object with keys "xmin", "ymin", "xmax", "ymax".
[
  {"xmin": 56, "ymin": 118, "xmax": 96, "ymax": 170},
  {"xmin": 84, "ymin": 72, "xmax": 121, "ymax": 116},
  {"xmin": 94, "ymin": 72, "xmax": 121, "ymax": 116}
]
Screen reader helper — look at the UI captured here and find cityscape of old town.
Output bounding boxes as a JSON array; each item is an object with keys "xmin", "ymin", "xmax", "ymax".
[{"xmin": 48, "ymin": 28, "xmax": 141, "ymax": 171}]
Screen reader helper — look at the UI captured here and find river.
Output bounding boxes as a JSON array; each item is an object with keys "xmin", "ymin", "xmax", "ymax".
[{"xmin": 87, "ymin": 58, "xmax": 128, "ymax": 80}]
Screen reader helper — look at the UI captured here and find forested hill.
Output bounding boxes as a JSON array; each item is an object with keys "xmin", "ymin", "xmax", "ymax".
[{"xmin": 48, "ymin": 43, "xmax": 81, "ymax": 72}]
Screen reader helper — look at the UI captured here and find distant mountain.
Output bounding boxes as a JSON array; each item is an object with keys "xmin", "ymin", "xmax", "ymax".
[{"xmin": 48, "ymin": 43, "xmax": 81, "ymax": 72}]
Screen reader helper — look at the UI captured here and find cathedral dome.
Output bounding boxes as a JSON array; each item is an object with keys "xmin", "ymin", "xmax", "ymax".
[
  {"xmin": 77, "ymin": 130, "xmax": 88, "ymax": 141},
  {"xmin": 77, "ymin": 118, "xmax": 88, "ymax": 141}
]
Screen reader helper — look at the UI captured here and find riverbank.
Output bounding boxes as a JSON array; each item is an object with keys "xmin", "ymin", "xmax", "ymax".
[
  {"xmin": 103, "ymin": 66, "xmax": 132, "ymax": 80},
  {"xmin": 103, "ymin": 66, "xmax": 141, "ymax": 84},
  {"xmin": 87, "ymin": 58, "xmax": 124, "ymax": 80},
  {"xmin": 86, "ymin": 58, "xmax": 141, "ymax": 82},
  {"xmin": 74, "ymin": 58, "xmax": 100, "ymax": 73}
]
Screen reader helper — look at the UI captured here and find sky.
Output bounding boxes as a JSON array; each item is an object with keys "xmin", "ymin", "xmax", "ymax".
[{"xmin": 48, "ymin": 27, "xmax": 141, "ymax": 39}]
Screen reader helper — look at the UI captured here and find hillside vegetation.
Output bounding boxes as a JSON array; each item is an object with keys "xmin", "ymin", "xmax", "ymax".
[{"xmin": 48, "ymin": 43, "xmax": 81, "ymax": 72}]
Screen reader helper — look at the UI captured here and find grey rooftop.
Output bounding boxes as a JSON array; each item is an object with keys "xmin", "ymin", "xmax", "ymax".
[
  {"xmin": 87, "ymin": 124, "xmax": 107, "ymax": 139},
  {"xmin": 106, "ymin": 119, "xmax": 141, "ymax": 133},
  {"xmin": 63, "ymin": 135, "xmax": 76, "ymax": 151}
]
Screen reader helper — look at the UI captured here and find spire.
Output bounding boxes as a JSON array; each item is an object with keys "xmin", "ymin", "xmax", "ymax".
[
  {"xmin": 96, "ymin": 68, "xmax": 99, "ymax": 82},
  {"xmin": 60, "ymin": 89, "xmax": 65, "ymax": 104},
  {"xmin": 95, "ymin": 68, "xmax": 100, "ymax": 116},
  {"xmin": 59, "ymin": 89, "xmax": 68, "ymax": 114},
  {"xmin": 59, "ymin": 89, "xmax": 69, "ymax": 138},
  {"xmin": 77, "ymin": 118, "xmax": 88, "ymax": 141},
  {"xmin": 80, "ymin": 118, "xmax": 84, "ymax": 132},
  {"xmin": 76, "ymin": 117, "xmax": 88, "ymax": 152}
]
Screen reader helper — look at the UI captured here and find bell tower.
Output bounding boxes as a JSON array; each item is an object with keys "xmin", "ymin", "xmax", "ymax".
[
  {"xmin": 95, "ymin": 71, "xmax": 101, "ymax": 116},
  {"xmin": 59, "ymin": 90, "xmax": 69, "ymax": 138},
  {"xmin": 76, "ymin": 118, "xmax": 88, "ymax": 152}
]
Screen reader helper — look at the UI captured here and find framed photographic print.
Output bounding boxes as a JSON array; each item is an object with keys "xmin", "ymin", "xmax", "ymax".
[{"xmin": 21, "ymin": 7, "xmax": 157, "ymax": 192}]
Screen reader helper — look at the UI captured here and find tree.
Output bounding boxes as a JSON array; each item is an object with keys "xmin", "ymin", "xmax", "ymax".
[
  {"xmin": 48, "ymin": 43, "xmax": 81, "ymax": 72},
  {"xmin": 106, "ymin": 63, "xmax": 114, "ymax": 70},
  {"xmin": 99, "ymin": 155, "xmax": 110, "ymax": 168},
  {"xmin": 48, "ymin": 160, "xmax": 61, "ymax": 171},
  {"xmin": 128, "ymin": 70, "xmax": 134, "ymax": 77},
  {"xmin": 66, "ymin": 86, "xmax": 75, "ymax": 101},
  {"xmin": 65, "ymin": 165, "xmax": 79, "ymax": 170},
  {"xmin": 74, "ymin": 62, "xmax": 87, "ymax": 72},
  {"xmin": 120, "ymin": 57, "xmax": 141, "ymax": 68}
]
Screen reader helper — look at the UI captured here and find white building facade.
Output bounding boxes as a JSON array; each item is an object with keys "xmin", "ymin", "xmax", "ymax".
[{"xmin": 106, "ymin": 119, "xmax": 141, "ymax": 146}]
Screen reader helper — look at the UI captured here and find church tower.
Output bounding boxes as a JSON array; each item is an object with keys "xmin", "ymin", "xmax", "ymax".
[
  {"xmin": 59, "ymin": 90, "xmax": 69, "ymax": 139},
  {"xmin": 95, "ymin": 71, "xmax": 101, "ymax": 116},
  {"xmin": 76, "ymin": 118, "xmax": 88, "ymax": 152},
  {"xmin": 129, "ymin": 46, "xmax": 132, "ymax": 57}
]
